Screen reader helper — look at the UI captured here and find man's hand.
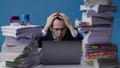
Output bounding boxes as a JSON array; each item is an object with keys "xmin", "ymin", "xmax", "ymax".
[
  {"xmin": 59, "ymin": 13, "xmax": 76, "ymax": 33},
  {"xmin": 59, "ymin": 13, "xmax": 71, "ymax": 27},
  {"xmin": 43, "ymin": 13, "xmax": 58, "ymax": 32}
]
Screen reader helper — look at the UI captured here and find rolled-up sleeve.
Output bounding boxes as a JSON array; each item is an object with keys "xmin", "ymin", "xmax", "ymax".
[
  {"xmin": 71, "ymin": 30, "xmax": 78, "ymax": 37},
  {"xmin": 42, "ymin": 29, "xmax": 47, "ymax": 37}
]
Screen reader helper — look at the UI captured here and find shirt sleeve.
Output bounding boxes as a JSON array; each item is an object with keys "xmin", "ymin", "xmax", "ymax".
[
  {"xmin": 42, "ymin": 29, "xmax": 47, "ymax": 37},
  {"xmin": 71, "ymin": 30, "xmax": 78, "ymax": 37}
]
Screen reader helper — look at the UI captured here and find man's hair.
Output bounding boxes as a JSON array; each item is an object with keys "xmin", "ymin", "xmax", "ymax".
[{"xmin": 51, "ymin": 17, "xmax": 65, "ymax": 28}]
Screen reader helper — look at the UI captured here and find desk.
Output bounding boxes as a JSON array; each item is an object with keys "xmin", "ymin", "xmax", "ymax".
[
  {"xmin": 0, "ymin": 43, "xmax": 94, "ymax": 68},
  {"xmin": 0, "ymin": 57, "xmax": 94, "ymax": 68}
]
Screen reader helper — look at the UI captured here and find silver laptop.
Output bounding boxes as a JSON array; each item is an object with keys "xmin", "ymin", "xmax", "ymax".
[{"xmin": 42, "ymin": 41, "xmax": 82, "ymax": 65}]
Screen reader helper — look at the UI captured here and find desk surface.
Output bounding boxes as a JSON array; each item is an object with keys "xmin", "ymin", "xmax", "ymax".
[
  {"xmin": 0, "ymin": 43, "xmax": 94, "ymax": 68},
  {"xmin": 0, "ymin": 58, "xmax": 94, "ymax": 68}
]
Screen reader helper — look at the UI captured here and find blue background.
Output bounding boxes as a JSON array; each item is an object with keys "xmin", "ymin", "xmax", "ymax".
[{"xmin": 0, "ymin": 0, "xmax": 120, "ymax": 61}]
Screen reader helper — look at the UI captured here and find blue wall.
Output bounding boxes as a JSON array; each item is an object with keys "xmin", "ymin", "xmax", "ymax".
[
  {"xmin": 112, "ymin": 0, "xmax": 120, "ymax": 62},
  {"xmin": 0, "ymin": 0, "xmax": 120, "ymax": 60},
  {"xmin": 0, "ymin": 0, "xmax": 84, "ymax": 50}
]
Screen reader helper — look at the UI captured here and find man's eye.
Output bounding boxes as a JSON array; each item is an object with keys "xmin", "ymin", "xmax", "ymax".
[
  {"xmin": 61, "ymin": 28, "xmax": 65, "ymax": 30},
  {"xmin": 53, "ymin": 28, "xmax": 66, "ymax": 31},
  {"xmin": 55, "ymin": 29, "xmax": 59, "ymax": 31}
]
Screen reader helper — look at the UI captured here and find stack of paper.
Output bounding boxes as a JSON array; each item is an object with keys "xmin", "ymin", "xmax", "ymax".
[
  {"xmin": 4, "ymin": 36, "xmax": 31, "ymax": 46},
  {"xmin": 1, "ymin": 25, "xmax": 42, "ymax": 38},
  {"xmin": 83, "ymin": 0, "xmax": 112, "ymax": 7},
  {"xmin": 0, "ymin": 36, "xmax": 41, "ymax": 68},
  {"xmin": 1, "ymin": 25, "xmax": 42, "ymax": 46},
  {"xmin": 81, "ymin": 11, "xmax": 114, "ymax": 26},
  {"xmin": 0, "ymin": 25, "xmax": 42, "ymax": 68},
  {"xmin": 0, "ymin": 43, "xmax": 26, "ymax": 62},
  {"xmin": 5, "ymin": 41, "xmax": 41, "ymax": 68},
  {"xmin": 75, "ymin": 0, "xmax": 118, "ymax": 66},
  {"xmin": 93, "ymin": 57, "xmax": 119, "ymax": 68},
  {"xmin": 84, "ymin": 44, "xmax": 118, "ymax": 64}
]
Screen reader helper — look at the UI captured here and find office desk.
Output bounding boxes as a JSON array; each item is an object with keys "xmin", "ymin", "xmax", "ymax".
[
  {"xmin": 0, "ymin": 57, "xmax": 94, "ymax": 68},
  {"xmin": 0, "ymin": 43, "xmax": 94, "ymax": 68}
]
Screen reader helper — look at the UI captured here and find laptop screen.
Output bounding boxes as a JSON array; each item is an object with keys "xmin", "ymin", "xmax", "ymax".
[{"xmin": 42, "ymin": 41, "xmax": 82, "ymax": 65}]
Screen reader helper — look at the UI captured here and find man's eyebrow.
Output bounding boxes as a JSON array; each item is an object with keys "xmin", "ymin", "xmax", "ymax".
[{"xmin": 53, "ymin": 28, "xmax": 67, "ymax": 29}]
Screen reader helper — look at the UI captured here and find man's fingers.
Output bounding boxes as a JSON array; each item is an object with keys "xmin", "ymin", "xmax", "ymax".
[
  {"xmin": 51, "ymin": 13, "xmax": 58, "ymax": 17},
  {"xmin": 59, "ymin": 12, "xmax": 66, "ymax": 17}
]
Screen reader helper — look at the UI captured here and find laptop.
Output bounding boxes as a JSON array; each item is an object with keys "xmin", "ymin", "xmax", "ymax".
[{"xmin": 42, "ymin": 41, "xmax": 82, "ymax": 65}]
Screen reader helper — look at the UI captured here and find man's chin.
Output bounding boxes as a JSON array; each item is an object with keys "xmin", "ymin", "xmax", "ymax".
[{"xmin": 56, "ymin": 37, "xmax": 63, "ymax": 40}]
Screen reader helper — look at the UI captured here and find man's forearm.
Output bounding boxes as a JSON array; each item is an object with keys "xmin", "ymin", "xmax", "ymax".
[
  {"xmin": 67, "ymin": 24, "xmax": 76, "ymax": 33},
  {"xmin": 42, "ymin": 25, "xmax": 50, "ymax": 37},
  {"xmin": 42, "ymin": 25, "xmax": 49, "ymax": 33},
  {"xmin": 67, "ymin": 25, "xmax": 78, "ymax": 37}
]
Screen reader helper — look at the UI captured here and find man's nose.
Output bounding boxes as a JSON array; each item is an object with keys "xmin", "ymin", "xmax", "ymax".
[{"xmin": 58, "ymin": 30, "xmax": 62, "ymax": 35}]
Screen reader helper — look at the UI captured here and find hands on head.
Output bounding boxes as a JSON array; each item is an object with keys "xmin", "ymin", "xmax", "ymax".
[
  {"xmin": 43, "ymin": 12, "xmax": 72, "ymax": 32},
  {"xmin": 43, "ymin": 12, "xmax": 76, "ymax": 34}
]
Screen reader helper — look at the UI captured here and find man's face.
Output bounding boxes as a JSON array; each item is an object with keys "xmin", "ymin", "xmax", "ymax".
[{"xmin": 51, "ymin": 19, "xmax": 67, "ymax": 40}]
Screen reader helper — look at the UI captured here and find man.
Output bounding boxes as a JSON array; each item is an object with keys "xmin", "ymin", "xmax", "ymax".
[{"xmin": 38, "ymin": 12, "xmax": 83, "ymax": 47}]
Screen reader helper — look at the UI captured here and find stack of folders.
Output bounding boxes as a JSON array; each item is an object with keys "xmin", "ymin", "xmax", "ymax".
[
  {"xmin": 75, "ymin": 0, "xmax": 119, "ymax": 66},
  {"xmin": 93, "ymin": 57, "xmax": 119, "ymax": 68},
  {"xmin": 0, "ymin": 25, "xmax": 42, "ymax": 68},
  {"xmin": 84, "ymin": 44, "xmax": 118, "ymax": 65}
]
